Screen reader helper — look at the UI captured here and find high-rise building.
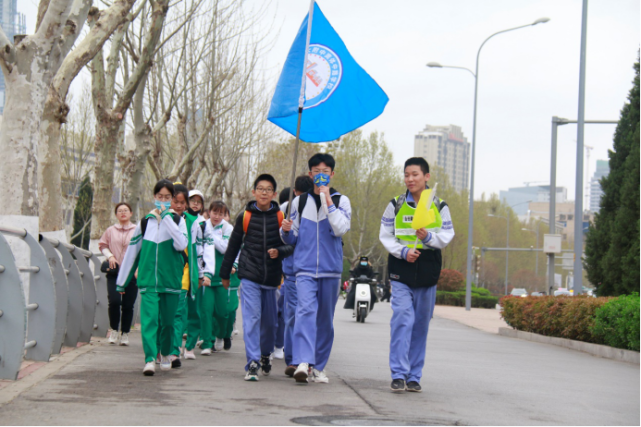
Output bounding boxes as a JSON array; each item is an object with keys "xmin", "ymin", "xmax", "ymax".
[
  {"xmin": 589, "ymin": 159, "xmax": 609, "ymax": 213},
  {"xmin": 413, "ymin": 124, "xmax": 470, "ymax": 192},
  {"xmin": 0, "ymin": 0, "xmax": 26, "ymax": 114},
  {"xmin": 500, "ymin": 185, "xmax": 567, "ymax": 216}
]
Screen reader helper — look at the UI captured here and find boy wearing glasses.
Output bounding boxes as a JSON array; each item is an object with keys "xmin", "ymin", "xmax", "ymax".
[
  {"xmin": 281, "ymin": 153, "xmax": 351, "ymax": 384},
  {"xmin": 220, "ymin": 174, "xmax": 294, "ymax": 381}
]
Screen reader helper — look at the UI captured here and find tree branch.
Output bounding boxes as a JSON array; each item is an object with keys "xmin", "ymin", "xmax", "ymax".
[{"xmin": 34, "ymin": 0, "xmax": 74, "ymax": 42}]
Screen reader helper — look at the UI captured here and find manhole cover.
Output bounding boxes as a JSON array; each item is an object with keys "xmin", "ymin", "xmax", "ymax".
[{"xmin": 291, "ymin": 415, "xmax": 465, "ymax": 426}]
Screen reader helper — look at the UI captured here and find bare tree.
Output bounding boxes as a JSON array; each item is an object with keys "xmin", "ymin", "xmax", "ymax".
[
  {"xmin": 0, "ymin": 0, "xmax": 135, "ymax": 228},
  {"xmin": 89, "ymin": 0, "xmax": 178, "ymax": 245}
]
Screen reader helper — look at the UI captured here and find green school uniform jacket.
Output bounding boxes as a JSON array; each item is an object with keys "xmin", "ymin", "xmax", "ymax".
[{"xmin": 116, "ymin": 209, "xmax": 188, "ymax": 294}]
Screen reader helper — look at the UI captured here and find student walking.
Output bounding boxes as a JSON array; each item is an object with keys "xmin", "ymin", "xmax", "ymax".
[
  {"xmin": 281, "ymin": 154, "xmax": 351, "ymax": 384},
  {"xmin": 279, "ymin": 175, "xmax": 314, "ymax": 376},
  {"xmin": 165, "ymin": 184, "xmax": 203, "ymax": 368},
  {"xmin": 99, "ymin": 202, "xmax": 138, "ymax": 346},
  {"xmin": 220, "ymin": 174, "xmax": 294, "ymax": 381},
  {"xmin": 379, "ymin": 157, "xmax": 454, "ymax": 393},
  {"xmin": 200, "ymin": 201, "xmax": 234, "ymax": 355},
  {"xmin": 116, "ymin": 179, "xmax": 188, "ymax": 376}
]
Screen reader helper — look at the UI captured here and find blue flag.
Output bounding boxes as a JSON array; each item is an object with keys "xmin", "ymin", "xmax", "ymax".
[{"xmin": 267, "ymin": 2, "xmax": 389, "ymax": 143}]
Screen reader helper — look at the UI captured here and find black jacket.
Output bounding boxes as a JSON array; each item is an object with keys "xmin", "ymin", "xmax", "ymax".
[{"xmin": 220, "ymin": 201, "xmax": 294, "ymax": 287}]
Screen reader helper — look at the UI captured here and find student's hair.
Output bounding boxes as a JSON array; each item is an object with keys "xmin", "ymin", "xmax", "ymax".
[
  {"xmin": 153, "ymin": 179, "xmax": 175, "ymax": 196},
  {"xmin": 208, "ymin": 200, "xmax": 229, "ymax": 215},
  {"xmin": 295, "ymin": 175, "xmax": 314, "ymax": 193},
  {"xmin": 253, "ymin": 174, "xmax": 277, "ymax": 192},
  {"xmin": 114, "ymin": 202, "xmax": 132, "ymax": 215},
  {"xmin": 173, "ymin": 183, "xmax": 189, "ymax": 201},
  {"xmin": 279, "ymin": 187, "xmax": 291, "ymax": 205},
  {"xmin": 308, "ymin": 153, "xmax": 336, "ymax": 171},
  {"xmin": 404, "ymin": 157, "xmax": 430, "ymax": 174}
]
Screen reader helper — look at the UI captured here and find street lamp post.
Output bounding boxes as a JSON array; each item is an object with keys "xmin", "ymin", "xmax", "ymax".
[
  {"xmin": 488, "ymin": 200, "xmax": 531, "ymax": 295},
  {"xmin": 427, "ymin": 17, "xmax": 550, "ymax": 310},
  {"xmin": 522, "ymin": 221, "xmax": 541, "ymax": 276}
]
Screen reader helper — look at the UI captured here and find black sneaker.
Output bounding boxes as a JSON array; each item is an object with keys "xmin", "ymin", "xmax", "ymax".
[
  {"xmin": 245, "ymin": 361, "xmax": 259, "ymax": 381},
  {"xmin": 260, "ymin": 355, "xmax": 272, "ymax": 376},
  {"xmin": 171, "ymin": 357, "xmax": 182, "ymax": 369},
  {"xmin": 390, "ymin": 379, "xmax": 406, "ymax": 393},
  {"xmin": 406, "ymin": 381, "xmax": 422, "ymax": 392},
  {"xmin": 224, "ymin": 338, "xmax": 232, "ymax": 350}
]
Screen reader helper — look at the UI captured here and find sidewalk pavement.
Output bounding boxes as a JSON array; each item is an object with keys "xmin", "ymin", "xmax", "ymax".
[
  {"xmin": 433, "ymin": 304, "xmax": 508, "ymax": 334},
  {"xmin": 0, "ymin": 301, "xmax": 638, "ymax": 425}
]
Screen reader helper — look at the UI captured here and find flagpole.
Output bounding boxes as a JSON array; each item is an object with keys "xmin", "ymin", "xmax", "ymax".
[{"xmin": 286, "ymin": 0, "xmax": 315, "ymax": 218}]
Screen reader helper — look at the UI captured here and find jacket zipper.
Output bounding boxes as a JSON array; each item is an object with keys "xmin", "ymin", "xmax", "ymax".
[
  {"xmin": 316, "ymin": 209, "xmax": 320, "ymax": 277},
  {"xmin": 263, "ymin": 214, "xmax": 268, "ymax": 284},
  {"xmin": 156, "ymin": 217, "xmax": 161, "ymax": 292}
]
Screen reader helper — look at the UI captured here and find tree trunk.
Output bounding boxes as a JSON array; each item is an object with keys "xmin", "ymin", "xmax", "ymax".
[{"xmin": 90, "ymin": 116, "xmax": 121, "ymax": 241}]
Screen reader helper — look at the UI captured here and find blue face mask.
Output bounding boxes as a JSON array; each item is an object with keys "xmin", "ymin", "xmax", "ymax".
[
  {"xmin": 360, "ymin": 262, "xmax": 367, "ymax": 266},
  {"xmin": 155, "ymin": 200, "xmax": 172, "ymax": 211},
  {"xmin": 313, "ymin": 173, "xmax": 330, "ymax": 187}
]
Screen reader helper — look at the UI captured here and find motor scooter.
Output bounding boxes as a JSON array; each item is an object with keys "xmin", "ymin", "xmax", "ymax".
[{"xmin": 348, "ymin": 273, "xmax": 378, "ymax": 323}]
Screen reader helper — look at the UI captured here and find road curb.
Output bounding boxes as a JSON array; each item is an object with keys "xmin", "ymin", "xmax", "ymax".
[
  {"xmin": 0, "ymin": 339, "xmax": 102, "ymax": 407},
  {"xmin": 499, "ymin": 327, "xmax": 640, "ymax": 365}
]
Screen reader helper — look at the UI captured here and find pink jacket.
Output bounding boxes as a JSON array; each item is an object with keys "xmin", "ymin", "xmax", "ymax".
[{"xmin": 99, "ymin": 223, "xmax": 137, "ymax": 265}]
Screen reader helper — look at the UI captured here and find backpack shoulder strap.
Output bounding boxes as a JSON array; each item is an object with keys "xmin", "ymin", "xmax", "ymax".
[
  {"xmin": 438, "ymin": 199, "xmax": 448, "ymax": 212},
  {"xmin": 331, "ymin": 194, "xmax": 341, "ymax": 209},
  {"xmin": 276, "ymin": 210, "xmax": 284, "ymax": 228},
  {"xmin": 298, "ymin": 193, "xmax": 309, "ymax": 217},
  {"xmin": 141, "ymin": 217, "xmax": 149, "ymax": 237},
  {"xmin": 200, "ymin": 220, "xmax": 206, "ymax": 235},
  {"xmin": 172, "ymin": 213, "xmax": 181, "ymax": 226},
  {"xmin": 393, "ymin": 194, "xmax": 406, "ymax": 216},
  {"xmin": 242, "ymin": 210, "xmax": 251, "ymax": 234}
]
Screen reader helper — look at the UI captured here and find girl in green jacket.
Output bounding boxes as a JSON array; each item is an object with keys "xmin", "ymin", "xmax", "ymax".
[{"xmin": 117, "ymin": 179, "xmax": 188, "ymax": 376}]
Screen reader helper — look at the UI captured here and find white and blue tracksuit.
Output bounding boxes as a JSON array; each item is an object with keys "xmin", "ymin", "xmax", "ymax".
[
  {"xmin": 280, "ymin": 201, "xmax": 297, "ymax": 366},
  {"xmin": 281, "ymin": 191, "xmax": 351, "ymax": 371},
  {"xmin": 241, "ymin": 279, "xmax": 278, "ymax": 370},
  {"xmin": 379, "ymin": 192, "xmax": 455, "ymax": 383}
]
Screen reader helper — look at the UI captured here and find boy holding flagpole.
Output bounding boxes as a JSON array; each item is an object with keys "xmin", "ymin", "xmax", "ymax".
[{"xmin": 379, "ymin": 157, "xmax": 455, "ymax": 393}]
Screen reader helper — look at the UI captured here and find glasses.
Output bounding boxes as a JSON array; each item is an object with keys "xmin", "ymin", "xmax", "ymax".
[
  {"xmin": 191, "ymin": 199, "xmax": 202, "ymax": 205},
  {"xmin": 255, "ymin": 187, "xmax": 274, "ymax": 194},
  {"xmin": 116, "ymin": 209, "xmax": 130, "ymax": 214}
]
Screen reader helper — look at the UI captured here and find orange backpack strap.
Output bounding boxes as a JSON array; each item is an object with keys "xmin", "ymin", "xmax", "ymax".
[
  {"xmin": 277, "ymin": 210, "xmax": 284, "ymax": 228},
  {"xmin": 243, "ymin": 211, "xmax": 251, "ymax": 234}
]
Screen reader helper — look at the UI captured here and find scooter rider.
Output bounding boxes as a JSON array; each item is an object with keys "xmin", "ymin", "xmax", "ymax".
[{"xmin": 344, "ymin": 257, "xmax": 377, "ymax": 313}]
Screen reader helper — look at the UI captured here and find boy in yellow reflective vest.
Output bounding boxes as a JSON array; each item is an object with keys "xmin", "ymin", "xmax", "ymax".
[{"xmin": 379, "ymin": 157, "xmax": 455, "ymax": 393}]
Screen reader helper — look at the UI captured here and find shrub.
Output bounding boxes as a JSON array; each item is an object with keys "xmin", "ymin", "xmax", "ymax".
[
  {"xmin": 437, "ymin": 269, "xmax": 465, "ymax": 292},
  {"xmin": 436, "ymin": 286, "xmax": 498, "ymax": 309},
  {"xmin": 591, "ymin": 293, "xmax": 640, "ymax": 351},
  {"xmin": 500, "ymin": 295, "xmax": 610, "ymax": 342}
]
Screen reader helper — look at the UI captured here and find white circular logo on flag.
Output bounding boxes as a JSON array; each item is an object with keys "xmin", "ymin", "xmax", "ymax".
[{"xmin": 304, "ymin": 44, "xmax": 342, "ymax": 109}]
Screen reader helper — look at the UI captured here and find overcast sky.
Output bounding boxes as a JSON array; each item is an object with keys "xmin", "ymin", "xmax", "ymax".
[{"xmin": 21, "ymin": 0, "xmax": 639, "ymax": 201}]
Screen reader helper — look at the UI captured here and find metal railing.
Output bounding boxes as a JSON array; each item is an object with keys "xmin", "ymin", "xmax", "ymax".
[{"xmin": 0, "ymin": 225, "xmax": 108, "ymax": 380}]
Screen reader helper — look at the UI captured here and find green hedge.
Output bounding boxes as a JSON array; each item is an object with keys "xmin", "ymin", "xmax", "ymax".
[
  {"xmin": 436, "ymin": 286, "xmax": 498, "ymax": 309},
  {"xmin": 500, "ymin": 294, "xmax": 640, "ymax": 351},
  {"xmin": 591, "ymin": 293, "xmax": 640, "ymax": 351}
]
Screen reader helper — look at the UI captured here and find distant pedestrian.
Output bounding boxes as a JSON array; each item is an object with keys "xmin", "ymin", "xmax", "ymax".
[
  {"xmin": 99, "ymin": 202, "xmax": 137, "ymax": 346},
  {"xmin": 380, "ymin": 157, "xmax": 454, "ymax": 393}
]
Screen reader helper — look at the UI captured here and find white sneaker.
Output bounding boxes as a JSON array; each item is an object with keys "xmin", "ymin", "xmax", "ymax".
[
  {"xmin": 311, "ymin": 368, "xmax": 329, "ymax": 383},
  {"xmin": 184, "ymin": 349, "xmax": 196, "ymax": 360},
  {"xmin": 273, "ymin": 347, "xmax": 284, "ymax": 360},
  {"xmin": 119, "ymin": 333, "xmax": 129, "ymax": 346},
  {"xmin": 143, "ymin": 362, "xmax": 155, "ymax": 376},
  {"xmin": 232, "ymin": 327, "xmax": 239, "ymax": 336},
  {"xmin": 160, "ymin": 356, "xmax": 171, "ymax": 371},
  {"xmin": 108, "ymin": 330, "xmax": 118, "ymax": 344},
  {"xmin": 214, "ymin": 338, "xmax": 224, "ymax": 352},
  {"xmin": 201, "ymin": 348, "xmax": 212, "ymax": 356},
  {"xmin": 293, "ymin": 363, "xmax": 309, "ymax": 384},
  {"xmin": 196, "ymin": 340, "xmax": 204, "ymax": 348}
]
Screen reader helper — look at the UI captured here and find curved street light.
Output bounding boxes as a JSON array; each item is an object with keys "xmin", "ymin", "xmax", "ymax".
[{"xmin": 426, "ymin": 17, "xmax": 550, "ymax": 309}]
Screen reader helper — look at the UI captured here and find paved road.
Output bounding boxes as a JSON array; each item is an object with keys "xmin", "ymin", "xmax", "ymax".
[{"xmin": 0, "ymin": 301, "xmax": 638, "ymax": 425}]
